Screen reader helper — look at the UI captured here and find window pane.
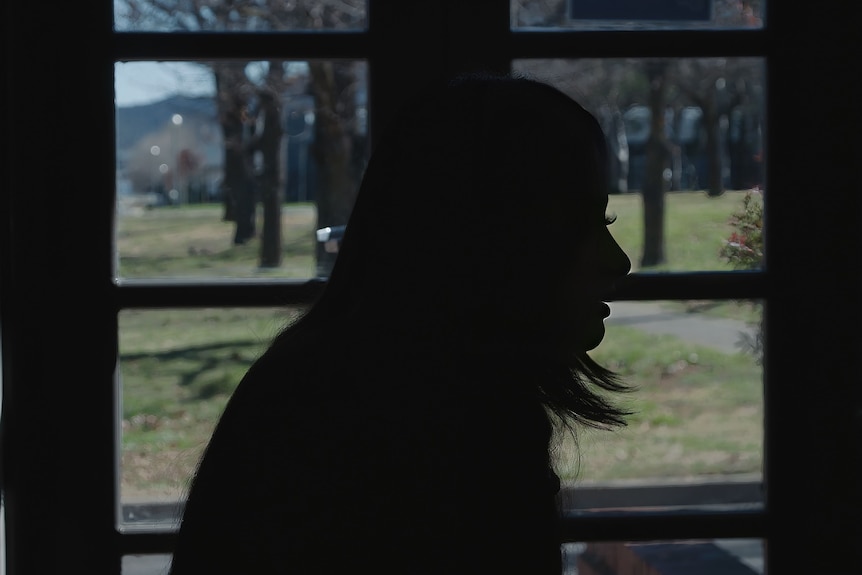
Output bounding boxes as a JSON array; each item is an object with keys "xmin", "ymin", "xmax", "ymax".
[
  {"xmin": 115, "ymin": 60, "xmax": 368, "ymax": 280},
  {"xmin": 559, "ymin": 299, "xmax": 763, "ymax": 510},
  {"xmin": 118, "ymin": 301, "xmax": 763, "ymax": 526},
  {"xmin": 514, "ymin": 58, "xmax": 765, "ymax": 272},
  {"xmin": 114, "ymin": 0, "xmax": 367, "ymax": 32},
  {"xmin": 117, "ymin": 307, "xmax": 303, "ymax": 525},
  {"xmin": 513, "ymin": 0, "xmax": 764, "ymax": 30},
  {"xmin": 569, "ymin": 539, "xmax": 765, "ymax": 574}
]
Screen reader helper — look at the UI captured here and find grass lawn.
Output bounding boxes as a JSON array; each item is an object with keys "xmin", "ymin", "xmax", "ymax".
[
  {"xmin": 607, "ymin": 190, "xmax": 762, "ymax": 329},
  {"xmin": 116, "ymin": 190, "xmax": 754, "ymax": 278},
  {"xmin": 116, "ymin": 191, "xmax": 764, "ymax": 501},
  {"xmin": 118, "ymin": 313, "xmax": 763, "ymax": 501},
  {"xmin": 118, "ymin": 307, "xmax": 301, "ymax": 501},
  {"xmin": 116, "ymin": 203, "xmax": 318, "ymax": 279},
  {"xmin": 568, "ymin": 324, "xmax": 762, "ymax": 484},
  {"xmin": 606, "ymin": 190, "xmax": 747, "ymax": 273}
]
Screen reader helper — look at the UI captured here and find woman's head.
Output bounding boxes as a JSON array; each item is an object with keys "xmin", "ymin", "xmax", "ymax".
[
  {"xmin": 324, "ymin": 73, "xmax": 630, "ymax": 357},
  {"xmin": 272, "ymin": 72, "xmax": 634, "ymax": 429}
]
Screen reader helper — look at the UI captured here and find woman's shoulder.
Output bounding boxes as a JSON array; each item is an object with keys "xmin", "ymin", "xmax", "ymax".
[{"xmin": 218, "ymin": 331, "xmax": 550, "ymax": 439}]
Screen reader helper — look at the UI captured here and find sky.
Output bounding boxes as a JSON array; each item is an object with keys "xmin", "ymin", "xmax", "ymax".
[
  {"xmin": 114, "ymin": 60, "xmax": 310, "ymax": 107},
  {"xmin": 114, "ymin": 61, "xmax": 216, "ymax": 107}
]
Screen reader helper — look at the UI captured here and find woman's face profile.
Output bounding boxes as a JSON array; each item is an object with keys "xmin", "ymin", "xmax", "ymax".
[
  {"xmin": 513, "ymin": 99, "xmax": 632, "ymax": 355},
  {"xmin": 357, "ymin": 83, "xmax": 630, "ymax": 356},
  {"xmin": 562, "ymin": 194, "xmax": 631, "ymax": 352}
]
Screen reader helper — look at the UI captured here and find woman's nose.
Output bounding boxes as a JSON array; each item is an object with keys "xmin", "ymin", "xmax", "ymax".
[
  {"xmin": 616, "ymin": 242, "xmax": 632, "ymax": 277},
  {"xmin": 605, "ymin": 232, "xmax": 632, "ymax": 278}
]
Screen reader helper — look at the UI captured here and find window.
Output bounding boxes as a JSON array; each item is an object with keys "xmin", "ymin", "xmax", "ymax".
[{"xmin": 3, "ymin": 2, "xmax": 861, "ymax": 574}]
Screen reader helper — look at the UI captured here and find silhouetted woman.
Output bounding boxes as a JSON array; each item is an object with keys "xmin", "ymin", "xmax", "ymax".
[{"xmin": 169, "ymin": 73, "xmax": 632, "ymax": 575}]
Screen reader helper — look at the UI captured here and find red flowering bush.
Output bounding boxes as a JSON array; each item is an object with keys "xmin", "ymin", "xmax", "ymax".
[
  {"xmin": 720, "ymin": 187, "xmax": 764, "ymax": 363},
  {"xmin": 720, "ymin": 187, "xmax": 763, "ymax": 270}
]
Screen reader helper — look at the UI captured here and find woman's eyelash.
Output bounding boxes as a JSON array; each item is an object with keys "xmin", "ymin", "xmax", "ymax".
[{"xmin": 605, "ymin": 213, "xmax": 617, "ymax": 226}]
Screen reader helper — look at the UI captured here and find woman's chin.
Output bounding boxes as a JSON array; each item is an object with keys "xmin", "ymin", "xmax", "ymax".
[
  {"xmin": 541, "ymin": 327, "xmax": 605, "ymax": 359},
  {"xmin": 576, "ymin": 324, "xmax": 607, "ymax": 352}
]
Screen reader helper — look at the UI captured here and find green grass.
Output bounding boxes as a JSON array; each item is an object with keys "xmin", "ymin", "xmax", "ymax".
[
  {"xmin": 562, "ymin": 324, "xmax": 763, "ymax": 484},
  {"xmin": 119, "ymin": 311, "xmax": 763, "ymax": 500},
  {"xmin": 116, "ymin": 191, "xmax": 765, "ymax": 500},
  {"xmin": 604, "ymin": 189, "xmax": 763, "ymax": 338},
  {"xmin": 606, "ymin": 189, "xmax": 750, "ymax": 273},
  {"xmin": 116, "ymin": 203, "xmax": 318, "ymax": 278},
  {"xmin": 119, "ymin": 307, "xmax": 305, "ymax": 500}
]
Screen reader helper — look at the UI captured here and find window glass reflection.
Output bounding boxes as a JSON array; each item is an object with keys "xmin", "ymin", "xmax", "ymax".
[
  {"xmin": 122, "ymin": 554, "xmax": 172, "ymax": 575},
  {"xmin": 120, "ymin": 539, "xmax": 764, "ymax": 574},
  {"xmin": 513, "ymin": 0, "xmax": 764, "ymax": 30},
  {"xmin": 570, "ymin": 539, "xmax": 765, "ymax": 574}
]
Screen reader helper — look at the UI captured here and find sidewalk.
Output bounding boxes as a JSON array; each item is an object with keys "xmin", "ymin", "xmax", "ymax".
[{"xmin": 607, "ymin": 301, "xmax": 758, "ymax": 355}]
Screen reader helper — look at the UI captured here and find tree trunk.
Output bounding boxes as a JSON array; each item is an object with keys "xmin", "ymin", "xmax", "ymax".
[
  {"xmin": 212, "ymin": 62, "xmax": 249, "ymax": 224},
  {"xmin": 256, "ymin": 90, "xmax": 284, "ymax": 268},
  {"xmin": 308, "ymin": 61, "xmax": 358, "ymax": 277},
  {"xmin": 703, "ymin": 98, "xmax": 725, "ymax": 197},
  {"xmin": 641, "ymin": 60, "xmax": 670, "ymax": 268},
  {"xmin": 259, "ymin": 176, "xmax": 281, "ymax": 267}
]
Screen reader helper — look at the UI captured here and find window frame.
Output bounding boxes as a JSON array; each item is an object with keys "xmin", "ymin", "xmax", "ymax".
[{"xmin": 2, "ymin": 2, "xmax": 861, "ymax": 574}]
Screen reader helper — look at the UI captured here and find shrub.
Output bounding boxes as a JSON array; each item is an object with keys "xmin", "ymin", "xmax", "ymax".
[
  {"xmin": 719, "ymin": 187, "xmax": 763, "ymax": 270},
  {"xmin": 719, "ymin": 187, "xmax": 764, "ymax": 363}
]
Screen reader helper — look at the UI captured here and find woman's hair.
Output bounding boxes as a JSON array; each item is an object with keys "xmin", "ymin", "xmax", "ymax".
[{"xmin": 273, "ymin": 71, "xmax": 631, "ymax": 430}]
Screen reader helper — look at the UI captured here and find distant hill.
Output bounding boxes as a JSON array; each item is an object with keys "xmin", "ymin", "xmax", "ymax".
[{"xmin": 115, "ymin": 95, "xmax": 218, "ymax": 152}]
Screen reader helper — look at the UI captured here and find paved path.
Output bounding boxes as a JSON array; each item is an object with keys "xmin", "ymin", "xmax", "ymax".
[{"xmin": 607, "ymin": 301, "xmax": 758, "ymax": 355}]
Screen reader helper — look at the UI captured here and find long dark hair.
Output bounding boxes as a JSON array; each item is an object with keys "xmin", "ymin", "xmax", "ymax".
[{"xmin": 273, "ymin": 72, "xmax": 631, "ymax": 430}]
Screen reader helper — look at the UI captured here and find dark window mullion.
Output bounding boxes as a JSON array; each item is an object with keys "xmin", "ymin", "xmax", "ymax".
[
  {"xmin": 111, "ymin": 270, "xmax": 767, "ymax": 309},
  {"xmin": 561, "ymin": 508, "xmax": 766, "ymax": 542},
  {"xmin": 114, "ymin": 279, "xmax": 325, "ymax": 309},
  {"xmin": 113, "ymin": 31, "xmax": 371, "ymax": 60},
  {"xmin": 117, "ymin": 531, "xmax": 177, "ymax": 556},
  {"xmin": 614, "ymin": 270, "xmax": 768, "ymax": 301},
  {"xmin": 115, "ymin": 508, "xmax": 766, "ymax": 554}
]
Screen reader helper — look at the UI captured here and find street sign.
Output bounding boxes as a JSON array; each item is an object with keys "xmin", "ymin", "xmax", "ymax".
[{"xmin": 569, "ymin": 0, "xmax": 711, "ymax": 21}]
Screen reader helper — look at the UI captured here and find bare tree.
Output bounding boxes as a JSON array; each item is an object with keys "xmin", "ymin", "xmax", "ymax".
[
  {"xmin": 670, "ymin": 57, "xmax": 764, "ymax": 196},
  {"xmin": 213, "ymin": 62, "xmax": 251, "ymax": 225},
  {"xmin": 306, "ymin": 61, "xmax": 364, "ymax": 275}
]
